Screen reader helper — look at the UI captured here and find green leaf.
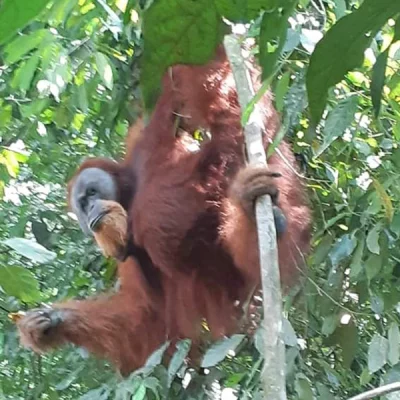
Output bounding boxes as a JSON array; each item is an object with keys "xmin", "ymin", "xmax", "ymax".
[
  {"xmin": 368, "ymin": 333, "xmax": 389, "ymax": 373},
  {"xmin": 366, "ymin": 224, "xmax": 381, "ymax": 255},
  {"xmin": 94, "ymin": 52, "xmax": 114, "ymax": 90},
  {"xmin": 259, "ymin": 1, "xmax": 298, "ymax": 81},
  {"xmin": 322, "ymin": 314, "xmax": 339, "ymax": 337},
  {"xmin": 372, "ymin": 178, "xmax": 394, "ymax": 223},
  {"xmin": 295, "ymin": 374, "xmax": 314, "ymax": 400},
  {"xmin": 388, "ymin": 323, "xmax": 400, "ymax": 366},
  {"xmin": 0, "ymin": 0, "xmax": 52, "ymax": 46},
  {"xmin": 306, "ymin": 0, "xmax": 400, "ymax": 124},
  {"xmin": 334, "ymin": 320, "xmax": 358, "ymax": 368},
  {"xmin": 349, "ymin": 234, "xmax": 365, "ymax": 279},
  {"xmin": 201, "ymin": 334, "xmax": 245, "ymax": 368},
  {"xmin": 2, "ymin": 238, "xmax": 56, "ymax": 264},
  {"xmin": 371, "ymin": 49, "xmax": 389, "ymax": 118},
  {"xmin": 0, "ymin": 266, "xmax": 41, "ymax": 303},
  {"xmin": 329, "ymin": 234, "xmax": 356, "ymax": 267},
  {"xmin": 315, "ymin": 96, "xmax": 358, "ymax": 156},
  {"xmin": 4, "ymin": 29, "xmax": 52, "ymax": 64},
  {"xmin": 142, "ymin": 341, "xmax": 170, "ymax": 370},
  {"xmin": 215, "ymin": 0, "xmax": 276, "ymax": 22},
  {"xmin": 275, "ymin": 71, "xmax": 290, "ymax": 113},
  {"xmin": 365, "ymin": 253, "xmax": 382, "ymax": 281},
  {"xmin": 282, "ymin": 317, "xmax": 297, "ymax": 346},
  {"xmin": 132, "ymin": 384, "xmax": 146, "ymax": 400},
  {"xmin": 141, "ymin": 0, "xmax": 224, "ymax": 110},
  {"xmin": 167, "ymin": 339, "xmax": 191, "ymax": 387},
  {"xmin": 11, "ymin": 51, "xmax": 40, "ymax": 91}
]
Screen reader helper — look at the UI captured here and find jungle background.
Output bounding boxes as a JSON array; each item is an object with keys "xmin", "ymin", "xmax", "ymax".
[{"xmin": 0, "ymin": 0, "xmax": 400, "ymax": 399}]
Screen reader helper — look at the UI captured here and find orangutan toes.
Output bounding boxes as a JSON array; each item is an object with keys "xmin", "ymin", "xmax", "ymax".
[
  {"xmin": 17, "ymin": 308, "xmax": 64, "ymax": 351},
  {"xmin": 230, "ymin": 166, "xmax": 287, "ymax": 235}
]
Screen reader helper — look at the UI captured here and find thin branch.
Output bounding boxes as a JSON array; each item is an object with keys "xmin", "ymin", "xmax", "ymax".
[
  {"xmin": 348, "ymin": 382, "xmax": 400, "ymax": 400},
  {"xmin": 223, "ymin": 34, "xmax": 286, "ymax": 400}
]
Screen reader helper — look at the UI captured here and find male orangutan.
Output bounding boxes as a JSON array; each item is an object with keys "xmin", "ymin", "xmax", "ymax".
[{"xmin": 17, "ymin": 45, "xmax": 311, "ymax": 374}]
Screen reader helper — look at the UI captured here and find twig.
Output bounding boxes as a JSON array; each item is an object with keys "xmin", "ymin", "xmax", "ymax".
[
  {"xmin": 223, "ymin": 34, "xmax": 286, "ymax": 400},
  {"xmin": 348, "ymin": 382, "xmax": 400, "ymax": 400}
]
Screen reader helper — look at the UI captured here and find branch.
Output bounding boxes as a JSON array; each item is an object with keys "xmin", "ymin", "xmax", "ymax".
[
  {"xmin": 348, "ymin": 382, "xmax": 400, "ymax": 400},
  {"xmin": 223, "ymin": 34, "xmax": 287, "ymax": 400}
]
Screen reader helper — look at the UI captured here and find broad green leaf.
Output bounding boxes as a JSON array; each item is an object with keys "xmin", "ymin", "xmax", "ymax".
[
  {"xmin": 0, "ymin": 266, "xmax": 41, "ymax": 303},
  {"xmin": 142, "ymin": 341, "xmax": 170, "ymax": 370},
  {"xmin": 132, "ymin": 384, "xmax": 146, "ymax": 400},
  {"xmin": 329, "ymin": 234, "xmax": 356, "ymax": 267},
  {"xmin": 167, "ymin": 339, "xmax": 191, "ymax": 387},
  {"xmin": 366, "ymin": 224, "xmax": 381, "ymax": 255},
  {"xmin": 333, "ymin": 320, "xmax": 358, "ymax": 368},
  {"xmin": 388, "ymin": 323, "xmax": 400, "ymax": 366},
  {"xmin": 313, "ymin": 234, "xmax": 334, "ymax": 265},
  {"xmin": 2, "ymin": 238, "xmax": 56, "ymax": 263},
  {"xmin": 11, "ymin": 51, "xmax": 40, "ymax": 91},
  {"xmin": 201, "ymin": 334, "xmax": 245, "ymax": 368},
  {"xmin": 306, "ymin": 0, "xmax": 400, "ymax": 124},
  {"xmin": 259, "ymin": 0, "xmax": 298, "ymax": 81},
  {"xmin": 322, "ymin": 314, "xmax": 339, "ymax": 337},
  {"xmin": 315, "ymin": 96, "xmax": 358, "ymax": 157},
  {"xmin": 0, "ymin": 150, "xmax": 19, "ymax": 178},
  {"xmin": 349, "ymin": 234, "xmax": 365, "ymax": 279},
  {"xmin": 0, "ymin": 104, "xmax": 12, "ymax": 128},
  {"xmin": 371, "ymin": 49, "xmax": 389, "ymax": 118},
  {"xmin": 365, "ymin": 253, "xmax": 382, "ymax": 281},
  {"xmin": 295, "ymin": 374, "xmax": 314, "ymax": 400},
  {"xmin": 275, "ymin": 71, "xmax": 291, "ymax": 112},
  {"xmin": 368, "ymin": 333, "xmax": 389, "ymax": 373},
  {"xmin": 282, "ymin": 317, "xmax": 297, "ymax": 346},
  {"xmin": 4, "ymin": 29, "xmax": 52, "ymax": 64},
  {"xmin": 215, "ymin": 0, "xmax": 276, "ymax": 22},
  {"xmin": 141, "ymin": 0, "xmax": 224, "ymax": 110},
  {"xmin": 372, "ymin": 178, "xmax": 394, "ymax": 222},
  {"xmin": 94, "ymin": 52, "xmax": 114, "ymax": 90},
  {"xmin": 0, "ymin": 0, "xmax": 52, "ymax": 46}
]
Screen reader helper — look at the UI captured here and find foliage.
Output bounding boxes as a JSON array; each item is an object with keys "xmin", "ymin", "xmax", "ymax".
[{"xmin": 0, "ymin": 0, "xmax": 399, "ymax": 399}]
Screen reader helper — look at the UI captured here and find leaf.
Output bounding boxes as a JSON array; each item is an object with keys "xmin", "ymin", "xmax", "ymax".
[
  {"xmin": 315, "ymin": 96, "xmax": 358, "ymax": 156},
  {"xmin": 0, "ymin": 0, "xmax": 52, "ymax": 46},
  {"xmin": 313, "ymin": 234, "xmax": 334, "ymax": 265},
  {"xmin": 215, "ymin": 0, "xmax": 276, "ymax": 22},
  {"xmin": 349, "ymin": 234, "xmax": 365, "ymax": 279},
  {"xmin": 306, "ymin": 0, "xmax": 400, "ymax": 124},
  {"xmin": 295, "ymin": 374, "xmax": 314, "ymax": 400},
  {"xmin": 329, "ymin": 234, "xmax": 356, "ymax": 267},
  {"xmin": 371, "ymin": 49, "xmax": 389, "ymax": 118},
  {"xmin": 322, "ymin": 314, "xmax": 339, "ymax": 337},
  {"xmin": 0, "ymin": 266, "xmax": 42, "ymax": 303},
  {"xmin": 259, "ymin": 0, "xmax": 298, "ymax": 81},
  {"xmin": 141, "ymin": 0, "xmax": 224, "ymax": 110},
  {"xmin": 368, "ymin": 333, "xmax": 389, "ymax": 373},
  {"xmin": 275, "ymin": 71, "xmax": 291, "ymax": 113},
  {"xmin": 366, "ymin": 224, "xmax": 381, "ymax": 255},
  {"xmin": 2, "ymin": 238, "xmax": 56, "ymax": 263},
  {"xmin": 4, "ymin": 29, "xmax": 51, "ymax": 64},
  {"xmin": 201, "ymin": 334, "xmax": 245, "ymax": 368},
  {"xmin": 94, "ymin": 52, "xmax": 113, "ymax": 90},
  {"xmin": 334, "ymin": 320, "xmax": 358, "ymax": 368},
  {"xmin": 282, "ymin": 317, "xmax": 297, "ymax": 346},
  {"xmin": 388, "ymin": 323, "xmax": 400, "ymax": 366},
  {"xmin": 372, "ymin": 178, "xmax": 394, "ymax": 222},
  {"xmin": 11, "ymin": 51, "xmax": 40, "ymax": 91},
  {"xmin": 132, "ymin": 383, "xmax": 146, "ymax": 400},
  {"xmin": 142, "ymin": 341, "xmax": 170, "ymax": 370},
  {"xmin": 167, "ymin": 339, "xmax": 191, "ymax": 387},
  {"xmin": 365, "ymin": 253, "xmax": 382, "ymax": 281}
]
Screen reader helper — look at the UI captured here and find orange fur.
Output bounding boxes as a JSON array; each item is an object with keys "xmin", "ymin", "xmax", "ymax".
[{"xmin": 17, "ymin": 45, "xmax": 311, "ymax": 374}]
